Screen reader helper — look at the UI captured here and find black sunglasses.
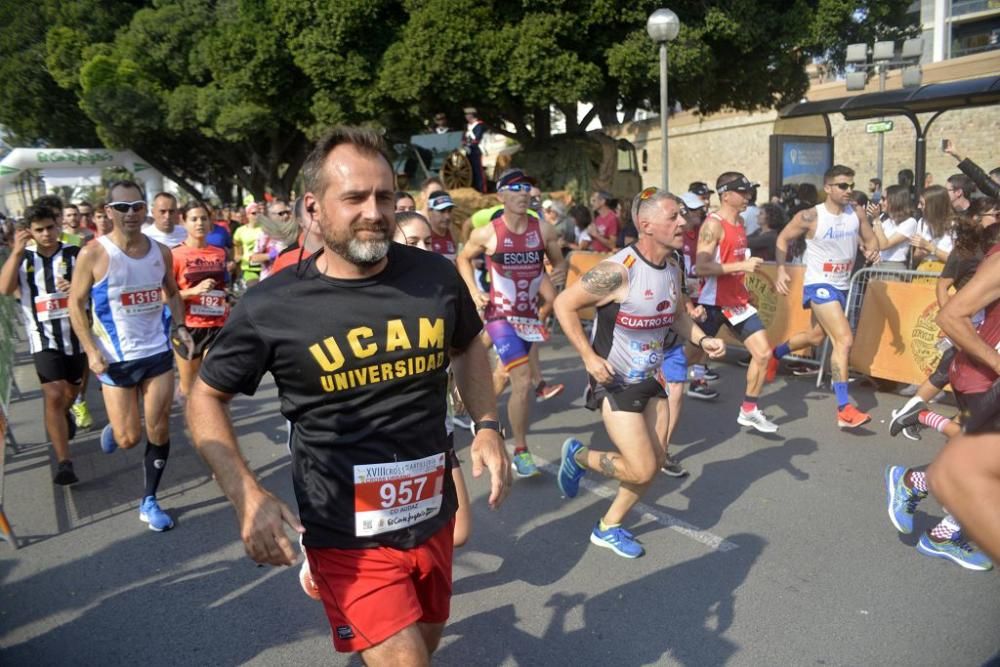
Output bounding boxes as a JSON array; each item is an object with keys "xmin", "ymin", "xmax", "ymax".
[
  {"xmin": 831, "ymin": 182, "xmax": 855, "ymax": 191},
  {"xmin": 107, "ymin": 201, "xmax": 147, "ymax": 213}
]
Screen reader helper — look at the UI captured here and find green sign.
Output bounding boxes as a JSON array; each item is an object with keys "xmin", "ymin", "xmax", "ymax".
[{"xmin": 865, "ymin": 120, "xmax": 894, "ymax": 134}]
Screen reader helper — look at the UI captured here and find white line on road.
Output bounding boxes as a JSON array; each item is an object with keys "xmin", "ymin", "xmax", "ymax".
[{"xmin": 535, "ymin": 461, "xmax": 739, "ymax": 552}]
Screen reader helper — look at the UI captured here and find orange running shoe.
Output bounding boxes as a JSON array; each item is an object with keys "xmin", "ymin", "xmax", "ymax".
[
  {"xmin": 837, "ymin": 404, "xmax": 872, "ymax": 429},
  {"xmin": 765, "ymin": 356, "xmax": 779, "ymax": 383}
]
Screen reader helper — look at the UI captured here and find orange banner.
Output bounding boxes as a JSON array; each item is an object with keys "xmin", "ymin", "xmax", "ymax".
[
  {"xmin": 718, "ymin": 264, "xmax": 815, "ymax": 353},
  {"xmin": 849, "ymin": 279, "xmax": 944, "ymax": 386}
]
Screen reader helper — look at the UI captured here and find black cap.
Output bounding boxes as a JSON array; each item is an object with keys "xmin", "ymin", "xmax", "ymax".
[
  {"xmin": 716, "ymin": 174, "xmax": 760, "ymax": 194},
  {"xmin": 689, "ymin": 182, "xmax": 714, "ymax": 197}
]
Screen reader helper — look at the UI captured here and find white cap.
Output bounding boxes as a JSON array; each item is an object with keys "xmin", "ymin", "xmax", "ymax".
[{"xmin": 681, "ymin": 192, "xmax": 705, "ymax": 210}]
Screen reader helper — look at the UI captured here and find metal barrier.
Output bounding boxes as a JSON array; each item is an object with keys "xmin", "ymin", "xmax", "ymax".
[
  {"xmin": 815, "ymin": 265, "xmax": 941, "ymax": 388},
  {"xmin": 0, "ymin": 246, "xmax": 19, "ymax": 548}
]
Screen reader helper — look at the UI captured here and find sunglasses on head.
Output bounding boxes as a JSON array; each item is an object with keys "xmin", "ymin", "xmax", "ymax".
[
  {"xmin": 831, "ymin": 182, "xmax": 855, "ymax": 191},
  {"xmin": 107, "ymin": 201, "xmax": 147, "ymax": 213},
  {"xmin": 500, "ymin": 183, "xmax": 532, "ymax": 193},
  {"xmin": 639, "ymin": 186, "xmax": 659, "ymax": 200}
]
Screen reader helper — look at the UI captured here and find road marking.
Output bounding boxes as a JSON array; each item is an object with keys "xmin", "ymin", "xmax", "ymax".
[{"xmin": 536, "ymin": 461, "xmax": 738, "ymax": 552}]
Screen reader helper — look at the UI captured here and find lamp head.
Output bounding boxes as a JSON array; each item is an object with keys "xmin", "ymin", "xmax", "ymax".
[{"xmin": 647, "ymin": 8, "xmax": 680, "ymax": 43}]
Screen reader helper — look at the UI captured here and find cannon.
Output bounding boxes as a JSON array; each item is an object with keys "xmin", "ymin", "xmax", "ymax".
[{"xmin": 393, "ymin": 131, "xmax": 472, "ymax": 191}]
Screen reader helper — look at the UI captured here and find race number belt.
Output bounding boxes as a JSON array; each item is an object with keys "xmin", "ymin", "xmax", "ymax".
[
  {"xmin": 722, "ymin": 303, "xmax": 757, "ymax": 326},
  {"xmin": 34, "ymin": 292, "xmax": 69, "ymax": 322},
  {"xmin": 508, "ymin": 316, "xmax": 550, "ymax": 342},
  {"xmin": 190, "ymin": 290, "xmax": 227, "ymax": 317},
  {"xmin": 353, "ymin": 453, "xmax": 446, "ymax": 537},
  {"xmin": 119, "ymin": 284, "xmax": 162, "ymax": 315}
]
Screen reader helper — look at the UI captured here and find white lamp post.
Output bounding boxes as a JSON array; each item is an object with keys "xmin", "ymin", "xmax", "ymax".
[{"xmin": 647, "ymin": 8, "xmax": 681, "ymax": 191}]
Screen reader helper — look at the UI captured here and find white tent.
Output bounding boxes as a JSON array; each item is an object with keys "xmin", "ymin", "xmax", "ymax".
[{"xmin": 0, "ymin": 148, "xmax": 164, "ymax": 202}]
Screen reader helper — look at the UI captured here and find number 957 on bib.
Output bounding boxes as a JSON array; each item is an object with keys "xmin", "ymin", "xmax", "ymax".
[{"xmin": 353, "ymin": 453, "xmax": 446, "ymax": 537}]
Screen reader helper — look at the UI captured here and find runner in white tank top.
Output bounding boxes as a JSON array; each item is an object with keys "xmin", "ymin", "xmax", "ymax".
[
  {"xmin": 774, "ymin": 165, "xmax": 881, "ymax": 429},
  {"xmin": 554, "ymin": 188, "xmax": 725, "ymax": 559},
  {"xmin": 68, "ymin": 180, "xmax": 193, "ymax": 533}
]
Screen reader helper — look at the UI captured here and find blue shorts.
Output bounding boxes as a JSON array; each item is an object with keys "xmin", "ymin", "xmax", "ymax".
[
  {"xmin": 98, "ymin": 350, "xmax": 173, "ymax": 388},
  {"xmin": 485, "ymin": 319, "xmax": 532, "ymax": 371},
  {"xmin": 660, "ymin": 343, "xmax": 688, "ymax": 383},
  {"xmin": 700, "ymin": 305, "xmax": 766, "ymax": 341},
  {"xmin": 802, "ymin": 283, "xmax": 847, "ymax": 310}
]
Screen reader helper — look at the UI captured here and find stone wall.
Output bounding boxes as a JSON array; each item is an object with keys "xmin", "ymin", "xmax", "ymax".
[{"xmin": 605, "ymin": 50, "xmax": 1000, "ymax": 197}]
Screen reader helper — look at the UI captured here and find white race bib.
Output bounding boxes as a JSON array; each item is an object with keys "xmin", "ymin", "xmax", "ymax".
[
  {"xmin": 353, "ymin": 453, "xmax": 446, "ymax": 537},
  {"xmin": 508, "ymin": 316, "xmax": 550, "ymax": 342},
  {"xmin": 190, "ymin": 290, "xmax": 227, "ymax": 317},
  {"xmin": 34, "ymin": 292, "xmax": 69, "ymax": 322},
  {"xmin": 119, "ymin": 284, "xmax": 162, "ymax": 315},
  {"xmin": 722, "ymin": 303, "xmax": 757, "ymax": 326}
]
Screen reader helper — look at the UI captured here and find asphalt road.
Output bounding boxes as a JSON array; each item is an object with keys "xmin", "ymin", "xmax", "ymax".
[{"xmin": 1, "ymin": 337, "xmax": 998, "ymax": 666}]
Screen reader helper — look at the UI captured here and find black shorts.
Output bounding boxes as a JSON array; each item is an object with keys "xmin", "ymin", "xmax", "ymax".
[
  {"xmin": 586, "ymin": 376, "xmax": 666, "ymax": 413},
  {"xmin": 956, "ymin": 382, "xmax": 1000, "ymax": 434},
  {"xmin": 171, "ymin": 326, "xmax": 222, "ymax": 359},
  {"xmin": 700, "ymin": 305, "xmax": 766, "ymax": 341},
  {"xmin": 33, "ymin": 350, "xmax": 86, "ymax": 385},
  {"xmin": 929, "ymin": 345, "xmax": 957, "ymax": 390}
]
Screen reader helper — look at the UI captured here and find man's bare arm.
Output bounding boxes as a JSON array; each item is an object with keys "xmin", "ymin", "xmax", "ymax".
[
  {"xmin": 541, "ymin": 220, "xmax": 567, "ymax": 286},
  {"xmin": 68, "ymin": 243, "xmax": 101, "ymax": 356},
  {"xmin": 456, "ymin": 225, "xmax": 492, "ymax": 300},
  {"xmin": 937, "ymin": 252, "xmax": 1000, "ymax": 375},
  {"xmin": 776, "ymin": 209, "xmax": 813, "ymax": 266},
  {"xmin": 695, "ymin": 218, "xmax": 756, "ymax": 276},
  {"xmin": 554, "ymin": 261, "xmax": 626, "ymax": 360}
]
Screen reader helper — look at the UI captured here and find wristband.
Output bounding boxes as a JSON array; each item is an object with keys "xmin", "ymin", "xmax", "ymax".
[{"xmin": 472, "ymin": 419, "xmax": 505, "ymax": 437}]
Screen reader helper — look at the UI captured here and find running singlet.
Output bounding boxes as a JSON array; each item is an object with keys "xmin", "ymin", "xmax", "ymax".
[
  {"xmin": 233, "ymin": 225, "xmax": 264, "ymax": 274},
  {"xmin": 430, "ymin": 230, "xmax": 457, "ymax": 262},
  {"xmin": 16, "ymin": 243, "xmax": 83, "ymax": 355},
  {"xmin": 91, "ymin": 235, "xmax": 169, "ymax": 362},
  {"xmin": 485, "ymin": 216, "xmax": 545, "ymax": 323},
  {"xmin": 950, "ymin": 243, "xmax": 1000, "ymax": 394},
  {"xmin": 698, "ymin": 214, "xmax": 750, "ymax": 308},
  {"xmin": 591, "ymin": 245, "xmax": 680, "ymax": 384},
  {"xmin": 172, "ymin": 244, "xmax": 229, "ymax": 328},
  {"xmin": 803, "ymin": 203, "xmax": 859, "ymax": 290},
  {"xmin": 199, "ymin": 243, "xmax": 483, "ymax": 550}
]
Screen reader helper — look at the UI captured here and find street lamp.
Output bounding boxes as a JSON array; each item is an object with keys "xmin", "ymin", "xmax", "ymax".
[
  {"xmin": 647, "ymin": 8, "xmax": 680, "ymax": 191},
  {"xmin": 845, "ymin": 37, "xmax": 923, "ymax": 187}
]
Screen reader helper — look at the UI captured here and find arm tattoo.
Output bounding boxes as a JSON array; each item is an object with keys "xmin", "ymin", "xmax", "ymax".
[
  {"xmin": 582, "ymin": 266, "xmax": 624, "ymax": 295},
  {"xmin": 699, "ymin": 227, "xmax": 715, "ymax": 244},
  {"xmin": 801, "ymin": 209, "xmax": 816, "ymax": 223},
  {"xmin": 599, "ymin": 453, "xmax": 619, "ymax": 478}
]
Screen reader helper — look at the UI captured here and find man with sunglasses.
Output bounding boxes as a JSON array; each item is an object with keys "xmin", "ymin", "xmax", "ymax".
[
  {"xmin": 696, "ymin": 172, "xmax": 779, "ymax": 433},
  {"xmin": 457, "ymin": 168, "xmax": 567, "ymax": 477},
  {"xmin": 773, "ymin": 165, "xmax": 879, "ymax": 429},
  {"xmin": 69, "ymin": 181, "xmax": 193, "ymax": 532}
]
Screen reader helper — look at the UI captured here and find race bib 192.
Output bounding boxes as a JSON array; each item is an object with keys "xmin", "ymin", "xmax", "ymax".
[
  {"xmin": 353, "ymin": 453, "xmax": 446, "ymax": 537},
  {"xmin": 190, "ymin": 290, "xmax": 227, "ymax": 317}
]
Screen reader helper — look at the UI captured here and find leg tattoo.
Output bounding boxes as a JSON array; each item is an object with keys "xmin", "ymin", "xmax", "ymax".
[{"xmin": 599, "ymin": 453, "xmax": 618, "ymax": 478}]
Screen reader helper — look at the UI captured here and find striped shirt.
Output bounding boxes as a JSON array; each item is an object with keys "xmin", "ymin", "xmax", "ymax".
[{"xmin": 16, "ymin": 243, "xmax": 83, "ymax": 355}]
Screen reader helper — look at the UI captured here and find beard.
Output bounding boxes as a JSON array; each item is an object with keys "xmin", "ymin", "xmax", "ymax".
[{"xmin": 323, "ymin": 218, "xmax": 392, "ymax": 266}]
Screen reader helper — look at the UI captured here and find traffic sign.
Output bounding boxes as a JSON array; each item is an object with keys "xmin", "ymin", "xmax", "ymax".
[{"xmin": 866, "ymin": 120, "xmax": 894, "ymax": 134}]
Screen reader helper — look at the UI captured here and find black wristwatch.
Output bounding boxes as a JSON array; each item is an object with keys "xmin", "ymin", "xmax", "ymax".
[{"xmin": 472, "ymin": 419, "xmax": 505, "ymax": 437}]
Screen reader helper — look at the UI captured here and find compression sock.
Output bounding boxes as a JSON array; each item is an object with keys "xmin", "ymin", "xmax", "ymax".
[
  {"xmin": 741, "ymin": 396, "xmax": 757, "ymax": 413},
  {"xmin": 918, "ymin": 411, "xmax": 952, "ymax": 433},
  {"xmin": 906, "ymin": 469, "xmax": 929, "ymax": 493},
  {"xmin": 833, "ymin": 382, "xmax": 850, "ymax": 410},
  {"xmin": 773, "ymin": 342, "xmax": 792, "ymax": 360},
  {"xmin": 928, "ymin": 514, "xmax": 960, "ymax": 542},
  {"xmin": 143, "ymin": 439, "xmax": 171, "ymax": 498}
]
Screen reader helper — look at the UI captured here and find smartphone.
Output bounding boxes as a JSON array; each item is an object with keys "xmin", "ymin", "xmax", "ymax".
[{"xmin": 941, "ymin": 139, "xmax": 949, "ymax": 151}]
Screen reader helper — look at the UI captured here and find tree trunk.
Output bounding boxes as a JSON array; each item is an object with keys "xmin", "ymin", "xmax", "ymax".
[
  {"xmin": 532, "ymin": 106, "xmax": 551, "ymax": 142},
  {"xmin": 557, "ymin": 103, "xmax": 579, "ymax": 135}
]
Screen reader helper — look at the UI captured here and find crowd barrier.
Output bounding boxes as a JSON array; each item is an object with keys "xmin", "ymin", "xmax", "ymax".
[
  {"xmin": 566, "ymin": 251, "xmax": 946, "ymax": 388},
  {"xmin": 0, "ymin": 246, "xmax": 18, "ymax": 548}
]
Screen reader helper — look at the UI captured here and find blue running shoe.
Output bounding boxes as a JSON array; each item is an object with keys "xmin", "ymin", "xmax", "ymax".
[
  {"xmin": 511, "ymin": 450, "xmax": 539, "ymax": 478},
  {"xmin": 885, "ymin": 465, "xmax": 926, "ymax": 534},
  {"xmin": 916, "ymin": 532, "xmax": 993, "ymax": 571},
  {"xmin": 140, "ymin": 496, "xmax": 174, "ymax": 532},
  {"xmin": 100, "ymin": 424, "xmax": 118, "ymax": 454},
  {"xmin": 558, "ymin": 438, "xmax": 586, "ymax": 498},
  {"xmin": 590, "ymin": 522, "xmax": 644, "ymax": 559}
]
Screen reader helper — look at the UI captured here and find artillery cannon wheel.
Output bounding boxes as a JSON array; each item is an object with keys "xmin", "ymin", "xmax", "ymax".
[{"xmin": 440, "ymin": 150, "xmax": 472, "ymax": 189}]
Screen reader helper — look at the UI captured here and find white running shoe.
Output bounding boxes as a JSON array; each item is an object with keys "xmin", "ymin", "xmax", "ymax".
[{"xmin": 737, "ymin": 408, "xmax": 779, "ymax": 433}]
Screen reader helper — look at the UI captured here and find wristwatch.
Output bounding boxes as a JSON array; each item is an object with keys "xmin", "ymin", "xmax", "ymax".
[{"xmin": 472, "ymin": 419, "xmax": 505, "ymax": 437}]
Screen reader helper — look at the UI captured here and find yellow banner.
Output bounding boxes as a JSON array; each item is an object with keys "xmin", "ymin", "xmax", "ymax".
[{"xmin": 719, "ymin": 264, "xmax": 815, "ymax": 354}]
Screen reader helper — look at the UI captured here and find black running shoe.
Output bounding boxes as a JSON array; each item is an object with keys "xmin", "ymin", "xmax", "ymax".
[
  {"xmin": 889, "ymin": 401, "xmax": 925, "ymax": 438},
  {"xmin": 53, "ymin": 460, "xmax": 78, "ymax": 486}
]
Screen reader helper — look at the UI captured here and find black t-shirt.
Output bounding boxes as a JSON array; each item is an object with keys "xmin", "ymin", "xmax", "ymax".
[
  {"xmin": 941, "ymin": 249, "xmax": 982, "ymax": 291},
  {"xmin": 199, "ymin": 243, "xmax": 483, "ymax": 549}
]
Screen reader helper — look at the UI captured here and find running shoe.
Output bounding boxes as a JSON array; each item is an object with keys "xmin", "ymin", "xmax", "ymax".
[
  {"xmin": 837, "ymin": 404, "xmax": 872, "ymax": 429},
  {"xmin": 661, "ymin": 459, "xmax": 689, "ymax": 477},
  {"xmin": 535, "ymin": 381, "xmax": 565, "ymax": 401},
  {"xmin": 299, "ymin": 559, "xmax": 321, "ymax": 600},
  {"xmin": 702, "ymin": 366, "xmax": 719, "ymax": 382},
  {"xmin": 557, "ymin": 438, "xmax": 586, "ymax": 497},
  {"xmin": 737, "ymin": 354, "xmax": 751, "ymax": 367},
  {"xmin": 65, "ymin": 411, "xmax": 77, "ymax": 441},
  {"xmin": 884, "ymin": 465, "xmax": 927, "ymax": 534},
  {"xmin": 70, "ymin": 401, "xmax": 93, "ymax": 430},
  {"xmin": 53, "ymin": 460, "xmax": 78, "ymax": 486},
  {"xmin": 789, "ymin": 362, "xmax": 819, "ymax": 376},
  {"xmin": 686, "ymin": 381, "xmax": 718, "ymax": 400},
  {"xmin": 890, "ymin": 401, "xmax": 924, "ymax": 440},
  {"xmin": 511, "ymin": 450, "xmax": 540, "ymax": 478},
  {"xmin": 100, "ymin": 424, "xmax": 118, "ymax": 454},
  {"xmin": 765, "ymin": 356, "xmax": 779, "ymax": 383},
  {"xmin": 737, "ymin": 408, "xmax": 779, "ymax": 433},
  {"xmin": 590, "ymin": 522, "xmax": 644, "ymax": 559},
  {"xmin": 916, "ymin": 532, "xmax": 993, "ymax": 571},
  {"xmin": 139, "ymin": 496, "xmax": 175, "ymax": 532}
]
